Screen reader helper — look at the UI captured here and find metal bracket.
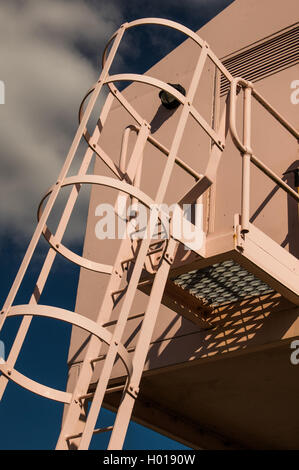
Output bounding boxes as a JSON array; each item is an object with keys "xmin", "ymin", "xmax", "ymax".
[
  {"xmin": 127, "ymin": 384, "xmax": 139, "ymax": 399},
  {"xmin": 235, "ymin": 224, "xmax": 245, "ymax": 251},
  {"xmin": 163, "ymin": 237, "xmax": 177, "ymax": 265},
  {"xmin": 234, "ymin": 214, "xmax": 245, "ymax": 251}
]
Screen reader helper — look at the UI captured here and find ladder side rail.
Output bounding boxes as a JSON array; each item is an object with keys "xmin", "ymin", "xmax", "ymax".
[
  {"xmin": 56, "ymin": 124, "xmax": 150, "ymax": 449},
  {"xmin": 108, "ymin": 238, "xmax": 178, "ymax": 450},
  {"xmin": 0, "ymin": 93, "xmax": 115, "ymax": 401},
  {"xmin": 78, "ymin": 211, "xmax": 164, "ymax": 449},
  {"xmin": 230, "ymin": 78, "xmax": 299, "ymax": 201},
  {"xmin": 0, "ymin": 27, "xmax": 126, "ymax": 332},
  {"xmin": 72, "ymin": 43, "xmax": 209, "ymax": 450},
  {"xmin": 80, "ymin": 43, "xmax": 209, "ymax": 450},
  {"xmin": 230, "ymin": 77, "xmax": 299, "ymax": 237}
]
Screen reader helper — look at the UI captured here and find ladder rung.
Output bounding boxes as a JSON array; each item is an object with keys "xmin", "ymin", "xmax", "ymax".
[
  {"xmin": 101, "ymin": 312, "xmax": 145, "ymax": 329},
  {"xmin": 79, "ymin": 384, "xmax": 125, "ymax": 401},
  {"xmin": 111, "ymin": 287, "xmax": 127, "ymax": 297},
  {"xmin": 120, "ymin": 256, "xmax": 135, "ymax": 266},
  {"xmin": 66, "ymin": 426, "xmax": 113, "ymax": 441},
  {"xmin": 93, "ymin": 425, "xmax": 113, "ymax": 435}
]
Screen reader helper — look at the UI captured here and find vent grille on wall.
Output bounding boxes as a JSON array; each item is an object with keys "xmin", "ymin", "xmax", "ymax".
[{"xmin": 220, "ymin": 23, "xmax": 299, "ymax": 95}]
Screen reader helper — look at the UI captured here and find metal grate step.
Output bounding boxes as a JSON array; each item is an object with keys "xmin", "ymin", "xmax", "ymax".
[{"xmin": 172, "ymin": 259, "xmax": 274, "ymax": 307}]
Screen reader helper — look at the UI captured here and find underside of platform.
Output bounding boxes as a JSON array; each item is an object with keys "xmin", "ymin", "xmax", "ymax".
[
  {"xmin": 103, "ymin": 335, "xmax": 299, "ymax": 450},
  {"xmin": 98, "ymin": 218, "xmax": 299, "ymax": 450}
]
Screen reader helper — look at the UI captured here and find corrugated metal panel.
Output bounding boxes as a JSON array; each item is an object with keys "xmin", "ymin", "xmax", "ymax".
[{"xmin": 220, "ymin": 24, "xmax": 299, "ymax": 95}]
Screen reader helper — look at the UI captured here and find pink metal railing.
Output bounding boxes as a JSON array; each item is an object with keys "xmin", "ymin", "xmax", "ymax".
[
  {"xmin": 0, "ymin": 17, "xmax": 298, "ymax": 450},
  {"xmin": 230, "ymin": 77, "xmax": 299, "ymax": 234}
]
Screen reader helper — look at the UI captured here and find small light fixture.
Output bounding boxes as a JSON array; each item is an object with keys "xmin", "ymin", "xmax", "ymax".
[{"xmin": 159, "ymin": 83, "xmax": 186, "ymax": 110}]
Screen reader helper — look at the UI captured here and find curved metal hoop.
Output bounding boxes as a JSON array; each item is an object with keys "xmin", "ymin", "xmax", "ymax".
[
  {"xmin": 79, "ymin": 76, "xmax": 222, "ymax": 154},
  {"xmin": 0, "ymin": 304, "xmax": 133, "ymax": 403},
  {"xmin": 102, "ymin": 17, "xmax": 232, "ymax": 80},
  {"xmin": 78, "ymin": 17, "xmax": 231, "ymax": 156},
  {"xmin": 102, "ymin": 18, "xmax": 206, "ymax": 69},
  {"xmin": 38, "ymin": 175, "xmax": 157, "ymax": 273},
  {"xmin": 105, "ymin": 74, "xmax": 223, "ymax": 149},
  {"xmin": 0, "ymin": 17, "xmax": 231, "ymax": 414},
  {"xmin": 78, "ymin": 85, "xmax": 128, "ymax": 177}
]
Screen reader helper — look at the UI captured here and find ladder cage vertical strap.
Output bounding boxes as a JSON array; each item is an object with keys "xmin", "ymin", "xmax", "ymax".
[
  {"xmin": 0, "ymin": 92, "xmax": 115, "ymax": 401},
  {"xmin": 5, "ymin": 15, "xmax": 297, "ymax": 451},
  {"xmin": 56, "ymin": 116, "xmax": 150, "ymax": 451},
  {"xmin": 0, "ymin": 27, "xmax": 125, "ymax": 333},
  {"xmin": 108, "ymin": 238, "xmax": 178, "ymax": 450},
  {"xmin": 105, "ymin": 45, "xmax": 207, "ymax": 452}
]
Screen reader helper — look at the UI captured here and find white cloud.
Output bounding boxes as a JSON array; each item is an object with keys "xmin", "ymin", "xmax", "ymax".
[
  {"xmin": 0, "ymin": 0, "xmax": 231, "ymax": 246},
  {"xmin": 0, "ymin": 0, "xmax": 121, "ymax": 244}
]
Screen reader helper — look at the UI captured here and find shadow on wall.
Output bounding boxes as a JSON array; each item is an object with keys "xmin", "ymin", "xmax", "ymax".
[
  {"xmin": 145, "ymin": 292, "xmax": 298, "ymax": 368},
  {"xmin": 250, "ymin": 160, "xmax": 299, "ymax": 259},
  {"xmin": 149, "ymin": 104, "xmax": 177, "ymax": 134},
  {"xmin": 281, "ymin": 160, "xmax": 299, "ymax": 259}
]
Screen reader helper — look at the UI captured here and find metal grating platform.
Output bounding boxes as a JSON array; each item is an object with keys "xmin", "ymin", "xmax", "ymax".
[{"xmin": 172, "ymin": 259, "xmax": 274, "ymax": 307}]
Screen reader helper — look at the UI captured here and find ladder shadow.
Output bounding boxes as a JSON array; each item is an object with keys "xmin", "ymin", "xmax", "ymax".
[
  {"xmin": 250, "ymin": 160, "xmax": 299, "ymax": 258},
  {"xmin": 145, "ymin": 292, "xmax": 298, "ymax": 367}
]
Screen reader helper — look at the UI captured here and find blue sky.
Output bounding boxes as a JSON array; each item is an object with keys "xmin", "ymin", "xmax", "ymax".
[{"xmin": 0, "ymin": 0, "xmax": 234, "ymax": 450}]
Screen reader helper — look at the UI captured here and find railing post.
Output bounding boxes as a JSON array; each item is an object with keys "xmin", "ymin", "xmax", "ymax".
[{"xmin": 241, "ymin": 84, "xmax": 253, "ymax": 234}]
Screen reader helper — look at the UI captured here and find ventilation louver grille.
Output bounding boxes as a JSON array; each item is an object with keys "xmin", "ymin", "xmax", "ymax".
[{"xmin": 220, "ymin": 24, "xmax": 299, "ymax": 95}]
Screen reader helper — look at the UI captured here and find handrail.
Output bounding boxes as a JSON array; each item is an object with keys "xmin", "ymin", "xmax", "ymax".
[
  {"xmin": 229, "ymin": 78, "xmax": 253, "ymax": 155},
  {"xmin": 230, "ymin": 77, "xmax": 299, "ymax": 213},
  {"xmin": 252, "ymin": 88, "xmax": 299, "ymax": 140},
  {"xmin": 128, "ymin": 124, "xmax": 202, "ymax": 181}
]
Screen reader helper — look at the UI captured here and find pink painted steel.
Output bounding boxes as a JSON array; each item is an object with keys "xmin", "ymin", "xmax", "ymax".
[
  {"xmin": 179, "ymin": 100, "xmax": 229, "ymax": 205},
  {"xmin": 108, "ymin": 238, "xmax": 178, "ymax": 450},
  {"xmin": 102, "ymin": 18, "xmax": 233, "ymax": 82},
  {"xmin": 0, "ymin": 14, "xmax": 297, "ymax": 451},
  {"xmin": 126, "ymin": 124, "xmax": 203, "ymax": 181},
  {"xmin": 56, "ymin": 32, "xmax": 212, "ymax": 450},
  {"xmin": 0, "ymin": 26, "xmax": 125, "ymax": 331},
  {"xmin": 0, "ymin": 92, "xmax": 115, "ymax": 400},
  {"xmin": 55, "ymin": 125, "xmax": 151, "ymax": 449},
  {"xmin": 230, "ymin": 76, "xmax": 299, "ymax": 238},
  {"xmin": 77, "ymin": 44, "xmax": 209, "ymax": 450},
  {"xmin": 37, "ymin": 174, "xmax": 156, "ymax": 272},
  {"xmin": 230, "ymin": 77, "xmax": 299, "ymax": 202},
  {"xmin": 119, "ymin": 127, "xmax": 132, "ymax": 173},
  {"xmin": 104, "ymin": 73, "xmax": 224, "ymax": 149},
  {"xmin": 241, "ymin": 85, "xmax": 252, "ymax": 234},
  {"xmin": 0, "ymin": 304, "xmax": 133, "ymax": 401}
]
